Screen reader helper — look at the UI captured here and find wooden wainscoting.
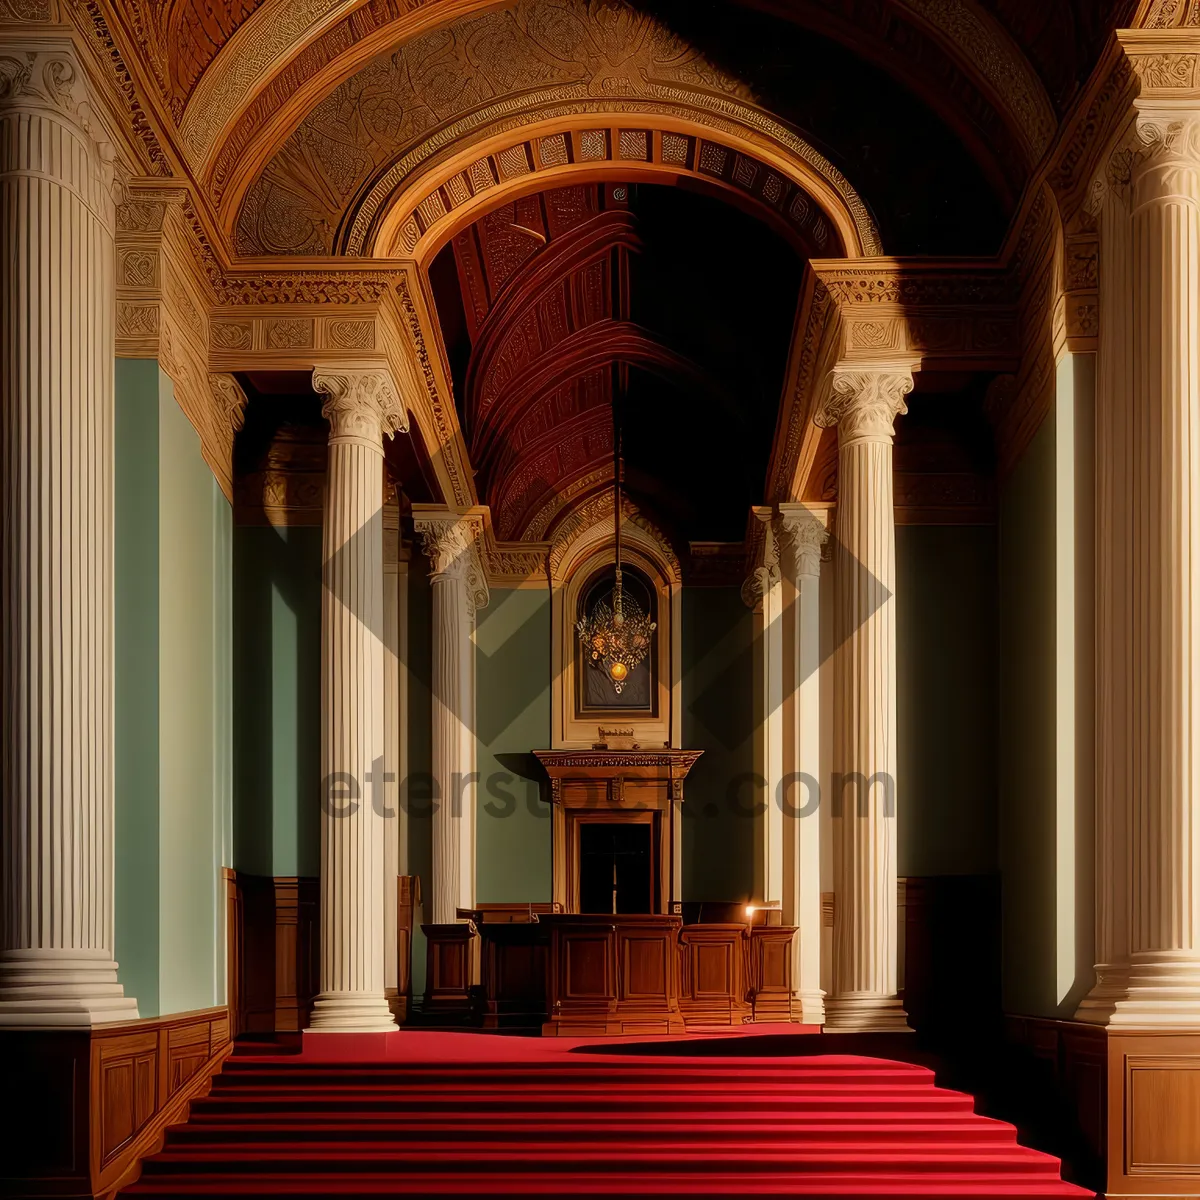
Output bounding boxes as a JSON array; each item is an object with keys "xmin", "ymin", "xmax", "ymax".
[
  {"xmin": 1, "ymin": 1006, "xmax": 231, "ymax": 1200},
  {"xmin": 226, "ymin": 871, "xmax": 319, "ymax": 1033},
  {"xmin": 1006, "ymin": 1017, "xmax": 1200, "ymax": 1196}
]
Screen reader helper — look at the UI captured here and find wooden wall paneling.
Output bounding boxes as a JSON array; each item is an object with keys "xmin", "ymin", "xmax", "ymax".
[
  {"xmin": 390, "ymin": 874, "xmax": 420, "ymax": 1022},
  {"xmin": 748, "ymin": 926, "xmax": 798, "ymax": 1022},
  {"xmin": 678, "ymin": 923, "xmax": 751, "ymax": 1028},
  {"xmin": 236, "ymin": 873, "xmax": 277, "ymax": 1033},
  {"xmin": 1, "ymin": 1007, "xmax": 232, "ymax": 1200},
  {"xmin": 421, "ymin": 921, "xmax": 480, "ymax": 1017},
  {"xmin": 223, "ymin": 867, "xmax": 242, "ymax": 1037},
  {"xmin": 1109, "ymin": 1032, "xmax": 1200, "ymax": 1197},
  {"xmin": 1005, "ymin": 1018, "xmax": 1200, "ymax": 1195}
]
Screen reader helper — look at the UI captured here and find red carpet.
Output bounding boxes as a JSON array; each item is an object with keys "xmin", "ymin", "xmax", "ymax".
[{"xmin": 120, "ymin": 1031, "xmax": 1093, "ymax": 1199}]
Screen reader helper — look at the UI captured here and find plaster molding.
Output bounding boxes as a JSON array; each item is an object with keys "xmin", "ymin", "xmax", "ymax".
[
  {"xmin": 777, "ymin": 503, "xmax": 829, "ymax": 578},
  {"xmin": 412, "ymin": 510, "xmax": 490, "ymax": 618},
  {"xmin": 209, "ymin": 372, "xmax": 247, "ymax": 431},
  {"xmin": 815, "ymin": 369, "xmax": 914, "ymax": 446},
  {"xmin": 313, "ymin": 367, "xmax": 408, "ymax": 444}
]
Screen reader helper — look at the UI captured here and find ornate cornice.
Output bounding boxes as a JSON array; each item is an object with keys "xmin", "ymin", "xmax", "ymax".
[
  {"xmin": 815, "ymin": 368, "xmax": 914, "ymax": 446},
  {"xmin": 894, "ymin": 0, "xmax": 1055, "ymax": 163},
  {"xmin": 313, "ymin": 367, "xmax": 407, "ymax": 442},
  {"xmin": 209, "ymin": 372, "xmax": 247, "ymax": 432}
]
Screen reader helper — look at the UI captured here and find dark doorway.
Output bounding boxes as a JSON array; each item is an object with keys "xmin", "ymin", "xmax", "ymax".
[{"xmin": 579, "ymin": 823, "xmax": 653, "ymax": 914}]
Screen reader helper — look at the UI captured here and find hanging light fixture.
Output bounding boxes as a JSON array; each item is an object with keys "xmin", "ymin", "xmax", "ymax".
[{"xmin": 575, "ymin": 388, "xmax": 657, "ymax": 695}]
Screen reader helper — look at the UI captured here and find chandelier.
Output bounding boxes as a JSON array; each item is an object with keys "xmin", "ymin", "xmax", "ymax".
[{"xmin": 575, "ymin": 395, "xmax": 657, "ymax": 695}]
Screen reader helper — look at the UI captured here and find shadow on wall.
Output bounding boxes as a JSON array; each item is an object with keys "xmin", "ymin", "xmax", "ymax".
[{"xmin": 233, "ymin": 524, "xmax": 322, "ymax": 879}]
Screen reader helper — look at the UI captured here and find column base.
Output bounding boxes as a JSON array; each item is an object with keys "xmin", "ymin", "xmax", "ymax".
[
  {"xmin": 823, "ymin": 993, "xmax": 912, "ymax": 1032},
  {"xmin": 795, "ymin": 988, "xmax": 826, "ymax": 1026},
  {"xmin": 1073, "ymin": 962, "xmax": 1131, "ymax": 1025},
  {"xmin": 1074, "ymin": 954, "xmax": 1200, "ymax": 1028},
  {"xmin": 0, "ymin": 948, "xmax": 139, "ymax": 1028},
  {"xmin": 306, "ymin": 991, "xmax": 398, "ymax": 1034}
]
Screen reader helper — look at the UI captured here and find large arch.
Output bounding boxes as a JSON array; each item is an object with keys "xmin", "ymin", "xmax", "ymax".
[
  {"xmin": 336, "ymin": 109, "xmax": 876, "ymax": 262},
  {"xmin": 175, "ymin": 0, "xmax": 1054, "ymax": 238}
]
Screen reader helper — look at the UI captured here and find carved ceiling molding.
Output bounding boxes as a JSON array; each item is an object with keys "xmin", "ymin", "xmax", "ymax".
[
  {"xmin": 193, "ymin": 0, "xmax": 1040, "ymax": 235},
  {"xmin": 767, "ymin": 258, "xmax": 1022, "ymax": 502},
  {"xmin": 176, "ymin": 0, "xmax": 363, "ymax": 161},
  {"xmin": 547, "ymin": 490, "xmax": 681, "ymax": 589},
  {"xmin": 1137, "ymin": 0, "xmax": 1200, "ymax": 27},
  {"xmin": 336, "ymin": 104, "xmax": 878, "ymax": 262},
  {"xmin": 382, "ymin": 273, "xmax": 477, "ymax": 511},
  {"xmin": 893, "ymin": 0, "xmax": 1056, "ymax": 163},
  {"xmin": 231, "ymin": 0, "xmax": 881, "ymax": 258},
  {"xmin": 72, "ymin": 1, "xmax": 173, "ymax": 177}
]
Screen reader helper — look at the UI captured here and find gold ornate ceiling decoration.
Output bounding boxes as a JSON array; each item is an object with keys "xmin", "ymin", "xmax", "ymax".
[
  {"xmin": 232, "ymin": 0, "xmax": 878, "ymax": 258},
  {"xmin": 343, "ymin": 116, "xmax": 863, "ymax": 261}
]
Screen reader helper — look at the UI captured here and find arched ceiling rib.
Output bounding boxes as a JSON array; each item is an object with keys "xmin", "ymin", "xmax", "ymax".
[{"xmin": 431, "ymin": 180, "xmax": 803, "ymax": 543}]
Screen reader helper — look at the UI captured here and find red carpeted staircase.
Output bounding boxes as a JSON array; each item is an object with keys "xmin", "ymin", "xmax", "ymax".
[{"xmin": 120, "ymin": 1041, "xmax": 1093, "ymax": 1198}]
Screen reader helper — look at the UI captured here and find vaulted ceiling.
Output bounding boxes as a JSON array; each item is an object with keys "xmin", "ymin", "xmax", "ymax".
[
  {"xmin": 94, "ymin": 0, "xmax": 1151, "ymax": 544},
  {"xmin": 430, "ymin": 181, "xmax": 803, "ymax": 543}
]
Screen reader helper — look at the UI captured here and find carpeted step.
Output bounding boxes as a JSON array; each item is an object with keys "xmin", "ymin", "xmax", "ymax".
[
  {"xmin": 118, "ymin": 1043, "xmax": 1093, "ymax": 1200},
  {"xmin": 167, "ymin": 1117, "xmax": 1019, "ymax": 1145},
  {"xmin": 122, "ymin": 1168, "xmax": 1093, "ymax": 1198}
]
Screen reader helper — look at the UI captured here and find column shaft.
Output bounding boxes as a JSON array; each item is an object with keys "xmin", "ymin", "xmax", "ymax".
[
  {"xmin": 0, "ymin": 47, "xmax": 137, "ymax": 1026},
  {"xmin": 820, "ymin": 370, "xmax": 911, "ymax": 1033},
  {"xmin": 308, "ymin": 372, "xmax": 401, "ymax": 1033},
  {"xmin": 780, "ymin": 505, "xmax": 827, "ymax": 1025},
  {"xmin": 418, "ymin": 516, "xmax": 487, "ymax": 926},
  {"xmin": 1120, "ymin": 113, "xmax": 1200, "ymax": 1021}
]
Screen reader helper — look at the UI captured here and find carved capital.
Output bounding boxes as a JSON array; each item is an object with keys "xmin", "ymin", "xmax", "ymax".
[
  {"xmin": 313, "ymin": 368, "xmax": 407, "ymax": 444},
  {"xmin": 0, "ymin": 45, "xmax": 115, "ymax": 200},
  {"xmin": 414, "ymin": 514, "xmax": 490, "ymax": 618},
  {"xmin": 777, "ymin": 505, "xmax": 828, "ymax": 578},
  {"xmin": 209, "ymin": 373, "xmax": 247, "ymax": 432},
  {"xmin": 815, "ymin": 369, "xmax": 913, "ymax": 445},
  {"xmin": 1134, "ymin": 106, "xmax": 1200, "ymax": 173},
  {"xmin": 740, "ymin": 562, "xmax": 780, "ymax": 610}
]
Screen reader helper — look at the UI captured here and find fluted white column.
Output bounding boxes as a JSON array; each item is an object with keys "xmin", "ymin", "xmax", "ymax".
[
  {"xmin": 307, "ymin": 369, "xmax": 405, "ymax": 1033},
  {"xmin": 416, "ymin": 515, "xmax": 488, "ymax": 925},
  {"xmin": 743, "ymin": 509, "xmax": 784, "ymax": 908},
  {"xmin": 0, "ymin": 45, "xmax": 138, "ymax": 1027},
  {"xmin": 779, "ymin": 504, "xmax": 828, "ymax": 1025},
  {"xmin": 1090, "ymin": 109, "xmax": 1200, "ymax": 1026},
  {"xmin": 818, "ymin": 368, "xmax": 912, "ymax": 1032}
]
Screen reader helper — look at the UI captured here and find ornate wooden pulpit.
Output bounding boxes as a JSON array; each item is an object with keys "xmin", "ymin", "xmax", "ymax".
[
  {"xmin": 533, "ymin": 748, "xmax": 701, "ymax": 1035},
  {"xmin": 533, "ymin": 748, "xmax": 702, "ymax": 915}
]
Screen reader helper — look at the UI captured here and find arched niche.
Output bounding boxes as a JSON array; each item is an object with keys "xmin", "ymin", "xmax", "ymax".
[{"xmin": 550, "ymin": 505, "xmax": 681, "ymax": 750}]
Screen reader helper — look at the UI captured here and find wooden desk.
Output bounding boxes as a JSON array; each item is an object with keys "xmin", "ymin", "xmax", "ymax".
[{"xmin": 541, "ymin": 913, "xmax": 685, "ymax": 1036}]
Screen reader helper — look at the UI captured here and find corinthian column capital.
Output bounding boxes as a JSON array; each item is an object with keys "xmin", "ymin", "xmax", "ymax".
[
  {"xmin": 313, "ymin": 368, "xmax": 408, "ymax": 445},
  {"xmin": 1133, "ymin": 106, "xmax": 1200, "ymax": 187},
  {"xmin": 777, "ymin": 504, "xmax": 828, "ymax": 578},
  {"xmin": 414, "ymin": 513, "xmax": 490, "ymax": 617},
  {"xmin": 816, "ymin": 368, "xmax": 913, "ymax": 446}
]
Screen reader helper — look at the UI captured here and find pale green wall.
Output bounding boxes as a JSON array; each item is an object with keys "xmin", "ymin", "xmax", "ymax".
[
  {"xmin": 681, "ymin": 587, "xmax": 757, "ymax": 902},
  {"xmin": 998, "ymin": 354, "xmax": 1096, "ymax": 1017},
  {"xmin": 114, "ymin": 360, "xmax": 162, "ymax": 1016},
  {"xmin": 896, "ymin": 525, "xmax": 999, "ymax": 877},
  {"xmin": 233, "ymin": 525, "xmax": 322, "ymax": 878},
  {"xmin": 114, "ymin": 361, "xmax": 233, "ymax": 1018},
  {"xmin": 475, "ymin": 587, "xmax": 552, "ymax": 902}
]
